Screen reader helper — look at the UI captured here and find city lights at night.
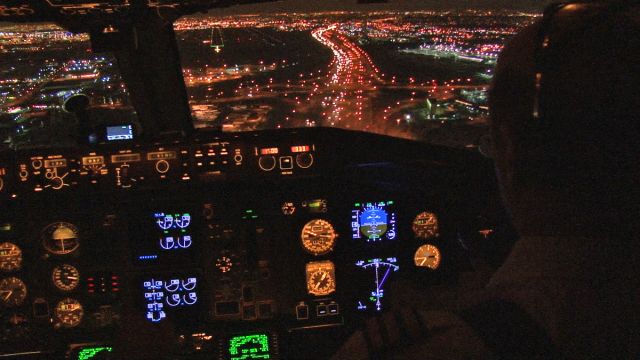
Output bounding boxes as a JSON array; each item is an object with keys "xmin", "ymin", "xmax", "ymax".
[{"xmin": 0, "ymin": 10, "xmax": 536, "ymax": 148}]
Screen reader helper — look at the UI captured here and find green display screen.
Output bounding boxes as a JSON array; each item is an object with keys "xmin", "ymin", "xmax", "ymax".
[
  {"xmin": 228, "ymin": 334, "xmax": 271, "ymax": 360},
  {"xmin": 77, "ymin": 346, "xmax": 113, "ymax": 360}
]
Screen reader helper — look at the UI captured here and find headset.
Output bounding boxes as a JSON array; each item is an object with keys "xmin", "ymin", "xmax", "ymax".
[{"xmin": 531, "ymin": 0, "xmax": 640, "ymax": 130}]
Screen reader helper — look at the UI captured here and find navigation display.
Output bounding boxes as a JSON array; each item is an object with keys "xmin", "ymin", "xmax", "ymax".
[
  {"xmin": 355, "ymin": 257, "xmax": 399, "ymax": 312},
  {"xmin": 351, "ymin": 201, "xmax": 397, "ymax": 242}
]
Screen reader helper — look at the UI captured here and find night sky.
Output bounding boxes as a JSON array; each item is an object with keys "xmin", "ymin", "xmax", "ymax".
[{"xmin": 207, "ymin": 0, "xmax": 554, "ymax": 15}]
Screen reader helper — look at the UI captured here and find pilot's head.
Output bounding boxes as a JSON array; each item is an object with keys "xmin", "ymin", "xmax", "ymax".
[{"xmin": 489, "ymin": 1, "xmax": 640, "ymax": 238}]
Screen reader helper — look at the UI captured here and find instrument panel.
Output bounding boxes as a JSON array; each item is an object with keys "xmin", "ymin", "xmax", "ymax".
[{"xmin": 0, "ymin": 128, "xmax": 497, "ymax": 359}]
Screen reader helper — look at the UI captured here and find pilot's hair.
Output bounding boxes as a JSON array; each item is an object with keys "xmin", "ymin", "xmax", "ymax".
[{"xmin": 489, "ymin": 2, "xmax": 640, "ymax": 233}]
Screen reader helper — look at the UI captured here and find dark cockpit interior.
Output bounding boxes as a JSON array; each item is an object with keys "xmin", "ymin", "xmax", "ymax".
[{"xmin": 0, "ymin": 1, "xmax": 526, "ymax": 359}]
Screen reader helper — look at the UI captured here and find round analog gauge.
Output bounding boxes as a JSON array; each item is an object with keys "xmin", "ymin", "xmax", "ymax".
[
  {"xmin": 412, "ymin": 212, "xmax": 439, "ymax": 240},
  {"xmin": 0, "ymin": 277, "xmax": 27, "ymax": 307},
  {"xmin": 413, "ymin": 244, "xmax": 442, "ymax": 270},
  {"xmin": 306, "ymin": 262, "xmax": 336, "ymax": 297},
  {"xmin": 42, "ymin": 222, "xmax": 80, "ymax": 255},
  {"xmin": 281, "ymin": 202, "xmax": 296, "ymax": 215},
  {"xmin": 52, "ymin": 264, "xmax": 80, "ymax": 291},
  {"xmin": 54, "ymin": 298, "xmax": 83, "ymax": 328},
  {"xmin": 215, "ymin": 256, "xmax": 233, "ymax": 273},
  {"xmin": 0, "ymin": 242, "xmax": 22, "ymax": 272},
  {"xmin": 301, "ymin": 219, "xmax": 337, "ymax": 255}
]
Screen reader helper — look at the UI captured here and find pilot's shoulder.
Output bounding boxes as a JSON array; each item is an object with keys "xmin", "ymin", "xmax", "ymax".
[{"xmin": 392, "ymin": 310, "xmax": 493, "ymax": 360}]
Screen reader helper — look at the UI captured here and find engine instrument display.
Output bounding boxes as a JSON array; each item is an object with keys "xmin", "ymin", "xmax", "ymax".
[
  {"xmin": 52, "ymin": 264, "xmax": 80, "ymax": 291},
  {"xmin": 154, "ymin": 212, "xmax": 193, "ymax": 251},
  {"xmin": 54, "ymin": 298, "xmax": 83, "ymax": 328},
  {"xmin": 412, "ymin": 212, "xmax": 439, "ymax": 239},
  {"xmin": 0, "ymin": 242, "xmax": 22, "ymax": 272},
  {"xmin": 300, "ymin": 219, "xmax": 337, "ymax": 256},
  {"xmin": 42, "ymin": 222, "xmax": 80, "ymax": 255},
  {"xmin": 305, "ymin": 261, "xmax": 336, "ymax": 296},
  {"xmin": 355, "ymin": 257, "xmax": 399, "ymax": 312},
  {"xmin": 134, "ymin": 211, "xmax": 196, "ymax": 264},
  {"xmin": 143, "ymin": 276, "xmax": 198, "ymax": 323},
  {"xmin": 0, "ymin": 277, "xmax": 27, "ymax": 307},
  {"xmin": 351, "ymin": 201, "xmax": 397, "ymax": 242},
  {"xmin": 413, "ymin": 244, "xmax": 441, "ymax": 270}
]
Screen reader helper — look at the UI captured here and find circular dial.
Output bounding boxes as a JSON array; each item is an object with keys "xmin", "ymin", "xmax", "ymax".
[
  {"xmin": 215, "ymin": 256, "xmax": 233, "ymax": 273},
  {"xmin": 0, "ymin": 277, "xmax": 27, "ymax": 307},
  {"xmin": 42, "ymin": 222, "xmax": 80, "ymax": 255},
  {"xmin": 412, "ymin": 212, "xmax": 439, "ymax": 239},
  {"xmin": 413, "ymin": 244, "xmax": 442, "ymax": 270},
  {"xmin": 307, "ymin": 268, "xmax": 336, "ymax": 296},
  {"xmin": 0, "ymin": 242, "xmax": 22, "ymax": 272},
  {"xmin": 54, "ymin": 298, "xmax": 83, "ymax": 328},
  {"xmin": 300, "ymin": 219, "xmax": 337, "ymax": 255},
  {"xmin": 52, "ymin": 264, "xmax": 80, "ymax": 291},
  {"xmin": 281, "ymin": 202, "xmax": 296, "ymax": 215}
]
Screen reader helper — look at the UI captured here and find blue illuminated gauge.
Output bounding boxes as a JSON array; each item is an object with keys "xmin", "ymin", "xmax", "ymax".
[
  {"xmin": 154, "ymin": 212, "xmax": 193, "ymax": 251},
  {"xmin": 159, "ymin": 235, "xmax": 192, "ymax": 250},
  {"xmin": 154, "ymin": 213, "xmax": 191, "ymax": 231},
  {"xmin": 143, "ymin": 277, "xmax": 198, "ymax": 323},
  {"xmin": 355, "ymin": 258, "xmax": 399, "ymax": 312},
  {"xmin": 352, "ymin": 201, "xmax": 396, "ymax": 242}
]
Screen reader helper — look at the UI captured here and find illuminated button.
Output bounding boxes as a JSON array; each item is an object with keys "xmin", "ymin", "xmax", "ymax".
[
  {"xmin": 328, "ymin": 303, "xmax": 339, "ymax": 315},
  {"xmin": 155, "ymin": 160, "xmax": 170, "ymax": 174},
  {"xmin": 296, "ymin": 304, "xmax": 309, "ymax": 320},
  {"xmin": 258, "ymin": 156, "xmax": 276, "ymax": 171},
  {"xmin": 279, "ymin": 156, "xmax": 293, "ymax": 170},
  {"xmin": 31, "ymin": 159, "xmax": 42, "ymax": 169},
  {"xmin": 234, "ymin": 154, "xmax": 243, "ymax": 163},
  {"xmin": 316, "ymin": 304, "xmax": 328, "ymax": 317},
  {"xmin": 296, "ymin": 153, "xmax": 314, "ymax": 169}
]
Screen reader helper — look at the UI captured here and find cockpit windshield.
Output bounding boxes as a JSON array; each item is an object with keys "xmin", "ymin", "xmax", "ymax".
[{"xmin": 0, "ymin": 3, "xmax": 538, "ymax": 149}]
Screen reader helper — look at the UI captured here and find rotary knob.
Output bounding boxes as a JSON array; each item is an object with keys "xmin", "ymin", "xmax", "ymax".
[
  {"xmin": 295, "ymin": 153, "xmax": 314, "ymax": 169},
  {"xmin": 258, "ymin": 156, "xmax": 276, "ymax": 171},
  {"xmin": 155, "ymin": 160, "xmax": 170, "ymax": 174}
]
